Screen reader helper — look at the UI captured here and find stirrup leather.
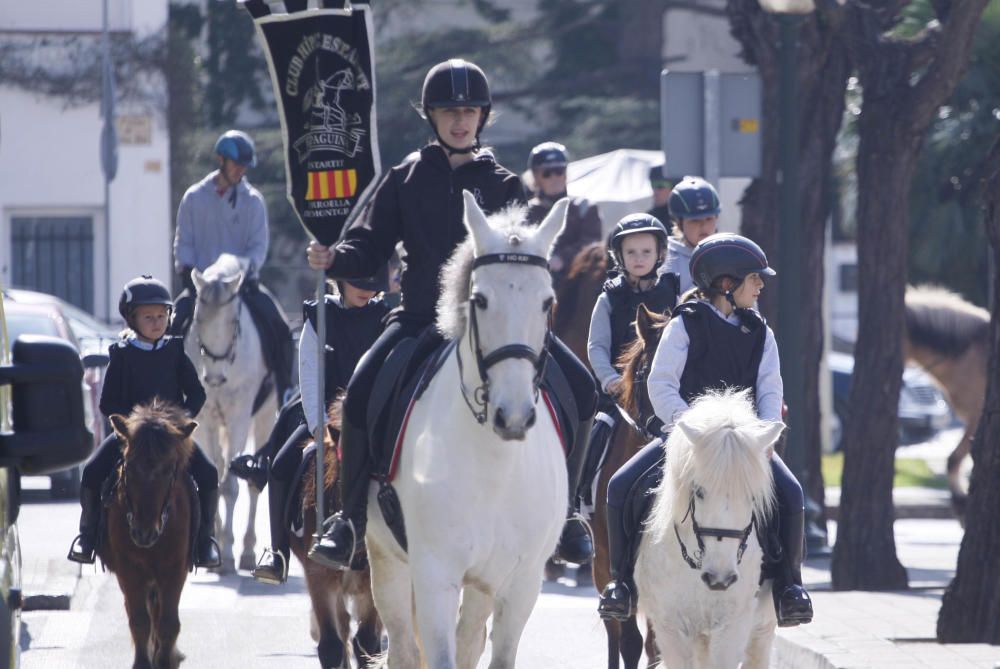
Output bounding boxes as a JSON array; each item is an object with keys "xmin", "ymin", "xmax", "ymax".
[{"xmin": 252, "ymin": 548, "xmax": 288, "ymax": 585}]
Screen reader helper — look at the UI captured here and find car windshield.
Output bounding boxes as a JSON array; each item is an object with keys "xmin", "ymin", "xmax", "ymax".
[{"xmin": 5, "ymin": 313, "xmax": 61, "ymax": 352}]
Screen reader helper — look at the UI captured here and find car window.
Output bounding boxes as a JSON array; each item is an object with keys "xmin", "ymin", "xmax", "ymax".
[{"xmin": 5, "ymin": 313, "xmax": 61, "ymax": 352}]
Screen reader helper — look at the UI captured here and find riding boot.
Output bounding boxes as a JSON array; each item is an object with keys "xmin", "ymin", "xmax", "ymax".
[
  {"xmin": 555, "ymin": 417, "xmax": 596, "ymax": 564},
  {"xmin": 773, "ymin": 508, "xmax": 813, "ymax": 627},
  {"xmin": 253, "ymin": 477, "xmax": 292, "ymax": 585},
  {"xmin": 67, "ymin": 486, "xmax": 102, "ymax": 564},
  {"xmin": 229, "ymin": 452, "xmax": 269, "ymax": 491},
  {"xmin": 309, "ymin": 419, "xmax": 370, "ymax": 571},
  {"xmin": 194, "ymin": 488, "xmax": 222, "ymax": 569},
  {"xmin": 597, "ymin": 501, "xmax": 633, "ymax": 621}
]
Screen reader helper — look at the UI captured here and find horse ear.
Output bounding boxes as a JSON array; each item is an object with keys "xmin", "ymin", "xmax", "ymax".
[
  {"xmin": 223, "ymin": 271, "xmax": 244, "ymax": 293},
  {"xmin": 752, "ymin": 421, "xmax": 785, "ymax": 451},
  {"xmin": 109, "ymin": 414, "xmax": 130, "ymax": 441},
  {"xmin": 535, "ymin": 198, "xmax": 569, "ymax": 257},
  {"xmin": 675, "ymin": 418, "xmax": 702, "ymax": 445},
  {"xmin": 180, "ymin": 421, "xmax": 198, "ymax": 439},
  {"xmin": 462, "ymin": 190, "xmax": 491, "ymax": 252},
  {"xmin": 191, "ymin": 269, "xmax": 205, "ymax": 292}
]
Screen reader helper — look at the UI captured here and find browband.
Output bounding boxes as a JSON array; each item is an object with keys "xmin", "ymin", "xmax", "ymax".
[{"xmin": 472, "ymin": 253, "xmax": 550, "ymax": 270}]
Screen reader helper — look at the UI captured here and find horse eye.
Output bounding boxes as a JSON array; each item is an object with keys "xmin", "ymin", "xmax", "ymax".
[
  {"xmin": 472, "ymin": 293, "xmax": 488, "ymax": 309},
  {"xmin": 542, "ymin": 297, "xmax": 554, "ymax": 312},
  {"xmin": 695, "ymin": 486, "xmax": 705, "ymax": 500}
]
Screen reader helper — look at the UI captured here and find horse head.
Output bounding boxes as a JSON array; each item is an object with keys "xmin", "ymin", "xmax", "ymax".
[
  {"xmin": 617, "ymin": 304, "xmax": 669, "ymax": 428},
  {"xmin": 438, "ymin": 191, "xmax": 567, "ymax": 440},
  {"xmin": 654, "ymin": 389, "xmax": 780, "ymax": 591},
  {"xmin": 191, "ymin": 254, "xmax": 249, "ymax": 386},
  {"xmin": 110, "ymin": 400, "xmax": 196, "ymax": 548}
]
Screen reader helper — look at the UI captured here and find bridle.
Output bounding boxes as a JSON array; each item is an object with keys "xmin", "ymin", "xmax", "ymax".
[
  {"xmin": 195, "ymin": 290, "xmax": 242, "ymax": 367},
  {"xmin": 120, "ymin": 457, "xmax": 179, "ymax": 547},
  {"xmin": 456, "ymin": 252, "xmax": 552, "ymax": 425},
  {"xmin": 673, "ymin": 491, "xmax": 757, "ymax": 571}
]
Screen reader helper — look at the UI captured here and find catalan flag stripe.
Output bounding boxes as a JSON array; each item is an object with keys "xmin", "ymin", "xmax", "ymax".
[{"xmin": 305, "ymin": 169, "xmax": 358, "ymax": 200}]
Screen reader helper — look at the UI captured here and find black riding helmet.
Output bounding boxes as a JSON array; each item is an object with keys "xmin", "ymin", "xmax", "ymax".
[
  {"xmin": 420, "ymin": 59, "xmax": 491, "ymax": 155},
  {"xmin": 668, "ymin": 176, "xmax": 721, "ymax": 222},
  {"xmin": 528, "ymin": 142, "xmax": 568, "ymax": 171},
  {"xmin": 118, "ymin": 275, "xmax": 173, "ymax": 322},
  {"xmin": 609, "ymin": 214, "xmax": 669, "ymax": 278},
  {"xmin": 337, "ymin": 264, "xmax": 389, "ymax": 295},
  {"xmin": 689, "ymin": 233, "xmax": 776, "ymax": 294}
]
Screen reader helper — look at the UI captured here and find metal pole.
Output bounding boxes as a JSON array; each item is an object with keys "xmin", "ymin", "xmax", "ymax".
[
  {"xmin": 776, "ymin": 14, "xmax": 806, "ymax": 485},
  {"xmin": 102, "ymin": 0, "xmax": 111, "ymax": 321},
  {"xmin": 313, "ymin": 270, "xmax": 326, "ymax": 542}
]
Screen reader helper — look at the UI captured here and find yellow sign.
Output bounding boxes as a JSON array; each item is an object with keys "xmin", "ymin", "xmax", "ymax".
[{"xmin": 735, "ymin": 118, "xmax": 760, "ymax": 134}]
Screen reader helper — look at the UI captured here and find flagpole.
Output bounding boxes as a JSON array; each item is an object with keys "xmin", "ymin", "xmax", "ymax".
[
  {"xmin": 313, "ymin": 267, "xmax": 326, "ymax": 546},
  {"xmin": 102, "ymin": 0, "xmax": 111, "ymax": 321}
]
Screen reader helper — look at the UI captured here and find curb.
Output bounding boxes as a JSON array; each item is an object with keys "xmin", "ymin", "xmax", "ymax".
[
  {"xmin": 825, "ymin": 486, "xmax": 954, "ymax": 522},
  {"xmin": 22, "ymin": 559, "xmax": 81, "ymax": 612}
]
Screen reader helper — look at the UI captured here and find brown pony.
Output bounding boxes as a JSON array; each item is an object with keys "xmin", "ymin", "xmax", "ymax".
[
  {"xmin": 553, "ymin": 241, "xmax": 608, "ymax": 364},
  {"xmin": 101, "ymin": 400, "xmax": 198, "ymax": 669},
  {"xmin": 903, "ymin": 285, "xmax": 987, "ymax": 523},
  {"xmin": 289, "ymin": 401, "xmax": 382, "ymax": 669},
  {"xmin": 591, "ymin": 305, "xmax": 666, "ymax": 669}
]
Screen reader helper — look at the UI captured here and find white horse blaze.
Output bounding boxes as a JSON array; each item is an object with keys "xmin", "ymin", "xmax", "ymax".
[
  {"xmin": 187, "ymin": 253, "xmax": 278, "ymax": 574},
  {"xmin": 365, "ymin": 193, "xmax": 570, "ymax": 669},
  {"xmin": 635, "ymin": 388, "xmax": 782, "ymax": 669}
]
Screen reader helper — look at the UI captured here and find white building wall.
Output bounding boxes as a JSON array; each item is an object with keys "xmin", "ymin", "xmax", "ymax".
[{"xmin": 0, "ymin": 0, "xmax": 170, "ymax": 323}]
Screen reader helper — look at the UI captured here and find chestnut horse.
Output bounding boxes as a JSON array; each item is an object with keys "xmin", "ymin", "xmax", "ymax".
[
  {"xmin": 591, "ymin": 305, "xmax": 666, "ymax": 669},
  {"xmin": 100, "ymin": 400, "xmax": 197, "ymax": 669},
  {"xmin": 553, "ymin": 241, "xmax": 607, "ymax": 364},
  {"xmin": 290, "ymin": 403, "xmax": 382, "ymax": 669},
  {"xmin": 903, "ymin": 285, "xmax": 987, "ymax": 523}
]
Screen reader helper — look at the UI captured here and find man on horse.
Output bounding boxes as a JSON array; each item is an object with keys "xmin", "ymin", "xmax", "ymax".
[
  {"xmin": 646, "ymin": 164, "xmax": 674, "ymax": 227},
  {"xmin": 526, "ymin": 142, "xmax": 604, "ymax": 289},
  {"xmin": 171, "ymin": 129, "xmax": 294, "ymax": 403}
]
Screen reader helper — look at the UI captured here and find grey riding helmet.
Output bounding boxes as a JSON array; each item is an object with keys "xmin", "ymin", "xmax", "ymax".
[{"xmin": 688, "ymin": 233, "xmax": 775, "ymax": 292}]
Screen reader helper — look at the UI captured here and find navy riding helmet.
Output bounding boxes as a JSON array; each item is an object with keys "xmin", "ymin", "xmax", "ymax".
[
  {"xmin": 688, "ymin": 233, "xmax": 775, "ymax": 292},
  {"xmin": 119, "ymin": 275, "xmax": 173, "ymax": 322},
  {"xmin": 668, "ymin": 176, "xmax": 721, "ymax": 222}
]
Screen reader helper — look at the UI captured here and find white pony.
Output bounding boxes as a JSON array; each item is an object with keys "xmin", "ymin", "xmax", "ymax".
[
  {"xmin": 635, "ymin": 389, "xmax": 783, "ymax": 669},
  {"xmin": 188, "ymin": 253, "xmax": 278, "ymax": 573},
  {"xmin": 366, "ymin": 192, "xmax": 570, "ymax": 669}
]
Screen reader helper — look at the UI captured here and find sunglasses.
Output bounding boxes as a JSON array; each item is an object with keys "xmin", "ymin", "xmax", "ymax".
[
  {"xmin": 541, "ymin": 167, "xmax": 566, "ymax": 178},
  {"xmin": 651, "ymin": 180, "xmax": 673, "ymax": 189}
]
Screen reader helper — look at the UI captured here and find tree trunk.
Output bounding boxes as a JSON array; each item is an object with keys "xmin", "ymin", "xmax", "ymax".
[
  {"xmin": 937, "ymin": 138, "xmax": 1000, "ymax": 642},
  {"xmin": 726, "ymin": 0, "xmax": 850, "ymax": 530},
  {"xmin": 831, "ymin": 0, "xmax": 989, "ymax": 590}
]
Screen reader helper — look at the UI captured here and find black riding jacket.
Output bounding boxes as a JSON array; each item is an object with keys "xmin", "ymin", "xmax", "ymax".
[
  {"xmin": 604, "ymin": 272, "xmax": 681, "ymax": 365},
  {"xmin": 329, "ymin": 145, "xmax": 526, "ymax": 322},
  {"xmin": 303, "ymin": 295, "xmax": 389, "ymax": 395},
  {"xmin": 676, "ymin": 301, "xmax": 766, "ymax": 405},
  {"xmin": 99, "ymin": 336, "xmax": 206, "ymax": 419}
]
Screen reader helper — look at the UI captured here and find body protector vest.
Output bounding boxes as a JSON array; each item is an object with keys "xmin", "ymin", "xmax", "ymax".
[
  {"xmin": 605, "ymin": 272, "xmax": 681, "ymax": 364},
  {"xmin": 676, "ymin": 301, "xmax": 766, "ymax": 405},
  {"xmin": 304, "ymin": 296, "xmax": 389, "ymax": 397}
]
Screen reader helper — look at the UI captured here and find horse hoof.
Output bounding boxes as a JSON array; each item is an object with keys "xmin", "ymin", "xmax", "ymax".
[{"xmin": 239, "ymin": 553, "xmax": 256, "ymax": 572}]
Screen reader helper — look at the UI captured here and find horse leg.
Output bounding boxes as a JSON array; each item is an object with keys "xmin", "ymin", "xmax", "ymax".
[
  {"xmin": 151, "ymin": 574, "xmax": 185, "ymax": 669},
  {"xmin": 408, "ymin": 555, "xmax": 462, "ymax": 669},
  {"xmin": 455, "ymin": 586, "xmax": 494, "ymax": 669},
  {"xmin": 239, "ymin": 402, "xmax": 274, "ymax": 571},
  {"xmin": 304, "ymin": 570, "xmax": 346, "ymax": 669},
  {"xmin": 602, "ymin": 620, "xmax": 621, "ymax": 669},
  {"xmin": 487, "ymin": 566, "xmax": 546, "ymax": 669},
  {"xmin": 119, "ymin": 577, "xmax": 154, "ymax": 669},
  {"xmin": 643, "ymin": 622, "xmax": 660, "ymax": 668},
  {"xmin": 620, "ymin": 616, "xmax": 644, "ymax": 669},
  {"xmin": 217, "ymin": 471, "xmax": 239, "ymax": 574},
  {"xmin": 367, "ymin": 537, "xmax": 420, "ymax": 669},
  {"xmin": 350, "ymin": 577, "xmax": 383, "ymax": 669},
  {"xmin": 651, "ymin": 626, "xmax": 690, "ymax": 669},
  {"xmin": 743, "ymin": 586, "xmax": 777, "ymax": 669},
  {"xmin": 223, "ymin": 411, "xmax": 255, "ymax": 573},
  {"xmin": 947, "ymin": 428, "xmax": 973, "ymax": 525},
  {"xmin": 705, "ymin": 619, "xmax": 753, "ymax": 669}
]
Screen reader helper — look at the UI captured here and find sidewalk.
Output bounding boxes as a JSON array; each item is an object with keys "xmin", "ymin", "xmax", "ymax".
[{"xmin": 774, "ymin": 518, "xmax": 1000, "ymax": 669}]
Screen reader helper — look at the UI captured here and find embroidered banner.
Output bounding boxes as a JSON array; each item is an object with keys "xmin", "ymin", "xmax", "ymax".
[{"xmin": 242, "ymin": 1, "xmax": 380, "ymax": 247}]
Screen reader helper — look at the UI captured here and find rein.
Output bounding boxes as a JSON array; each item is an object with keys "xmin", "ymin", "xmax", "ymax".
[
  {"xmin": 456, "ymin": 252, "xmax": 552, "ymax": 425},
  {"xmin": 196, "ymin": 293, "xmax": 242, "ymax": 367},
  {"xmin": 673, "ymin": 493, "xmax": 755, "ymax": 571},
  {"xmin": 121, "ymin": 458, "xmax": 180, "ymax": 545}
]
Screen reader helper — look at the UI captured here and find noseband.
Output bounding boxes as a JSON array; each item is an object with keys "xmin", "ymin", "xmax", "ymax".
[
  {"xmin": 196, "ymin": 291, "xmax": 242, "ymax": 367},
  {"xmin": 674, "ymin": 493, "xmax": 756, "ymax": 571},
  {"xmin": 121, "ymin": 459, "xmax": 179, "ymax": 546},
  {"xmin": 456, "ymin": 252, "xmax": 552, "ymax": 425}
]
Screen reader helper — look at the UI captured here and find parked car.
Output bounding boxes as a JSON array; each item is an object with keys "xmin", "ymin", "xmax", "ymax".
[
  {"xmin": 829, "ymin": 351, "xmax": 953, "ymax": 452},
  {"xmin": 1, "ymin": 290, "xmax": 116, "ymax": 497},
  {"xmin": 0, "ymin": 286, "xmax": 93, "ymax": 665}
]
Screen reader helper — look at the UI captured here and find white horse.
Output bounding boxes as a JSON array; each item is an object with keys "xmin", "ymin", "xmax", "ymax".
[
  {"xmin": 635, "ymin": 389, "xmax": 783, "ymax": 669},
  {"xmin": 188, "ymin": 253, "xmax": 278, "ymax": 574},
  {"xmin": 366, "ymin": 192, "xmax": 569, "ymax": 669}
]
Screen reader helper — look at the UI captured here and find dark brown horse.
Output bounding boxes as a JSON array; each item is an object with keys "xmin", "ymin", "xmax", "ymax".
[
  {"xmin": 101, "ymin": 400, "xmax": 197, "ymax": 669},
  {"xmin": 591, "ymin": 305, "xmax": 666, "ymax": 669},
  {"xmin": 289, "ymin": 401, "xmax": 382, "ymax": 669},
  {"xmin": 903, "ymin": 285, "xmax": 987, "ymax": 523},
  {"xmin": 553, "ymin": 241, "xmax": 607, "ymax": 365}
]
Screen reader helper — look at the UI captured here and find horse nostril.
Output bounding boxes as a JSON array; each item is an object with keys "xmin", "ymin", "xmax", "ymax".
[
  {"xmin": 525, "ymin": 408, "xmax": 536, "ymax": 428},
  {"xmin": 494, "ymin": 407, "xmax": 507, "ymax": 430},
  {"xmin": 702, "ymin": 572, "xmax": 713, "ymax": 587}
]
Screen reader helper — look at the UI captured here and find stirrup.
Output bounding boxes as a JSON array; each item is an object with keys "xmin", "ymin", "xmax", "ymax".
[
  {"xmin": 195, "ymin": 537, "xmax": 222, "ymax": 569},
  {"xmin": 252, "ymin": 548, "xmax": 288, "ymax": 585},
  {"xmin": 307, "ymin": 515, "xmax": 356, "ymax": 571},
  {"xmin": 556, "ymin": 513, "xmax": 595, "ymax": 564},
  {"xmin": 67, "ymin": 534, "xmax": 96, "ymax": 565}
]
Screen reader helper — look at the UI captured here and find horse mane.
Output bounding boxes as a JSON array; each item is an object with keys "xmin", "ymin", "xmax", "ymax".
[
  {"xmin": 905, "ymin": 285, "xmax": 989, "ymax": 357},
  {"xmin": 616, "ymin": 309, "xmax": 668, "ymax": 418},
  {"xmin": 553, "ymin": 242, "xmax": 607, "ymax": 334},
  {"xmin": 647, "ymin": 389, "xmax": 776, "ymax": 540},
  {"xmin": 202, "ymin": 253, "xmax": 248, "ymax": 282},
  {"xmin": 301, "ymin": 396, "xmax": 344, "ymax": 510},
  {"xmin": 122, "ymin": 399, "xmax": 195, "ymax": 467},
  {"xmin": 436, "ymin": 205, "xmax": 538, "ymax": 340}
]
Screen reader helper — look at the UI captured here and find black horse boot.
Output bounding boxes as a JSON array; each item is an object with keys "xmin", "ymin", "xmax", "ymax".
[
  {"xmin": 195, "ymin": 488, "xmax": 222, "ymax": 569},
  {"xmin": 597, "ymin": 501, "xmax": 633, "ymax": 621},
  {"xmin": 253, "ymin": 477, "xmax": 292, "ymax": 584},
  {"xmin": 67, "ymin": 486, "xmax": 102, "ymax": 564},
  {"xmin": 309, "ymin": 419, "xmax": 369, "ymax": 571},
  {"xmin": 773, "ymin": 508, "xmax": 813, "ymax": 626},
  {"xmin": 229, "ymin": 453, "xmax": 269, "ymax": 491},
  {"xmin": 555, "ymin": 417, "xmax": 596, "ymax": 564}
]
